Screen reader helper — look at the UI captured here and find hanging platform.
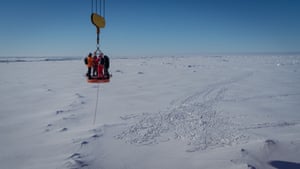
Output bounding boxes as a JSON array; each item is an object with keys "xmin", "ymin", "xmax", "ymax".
[{"xmin": 87, "ymin": 77, "xmax": 110, "ymax": 83}]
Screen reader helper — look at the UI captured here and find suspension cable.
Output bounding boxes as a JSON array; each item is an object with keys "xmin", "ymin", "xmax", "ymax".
[
  {"xmin": 103, "ymin": 0, "xmax": 105, "ymax": 19},
  {"xmin": 96, "ymin": 0, "xmax": 98, "ymax": 14},
  {"xmin": 91, "ymin": 0, "xmax": 105, "ymax": 17},
  {"xmin": 100, "ymin": 0, "xmax": 102, "ymax": 16}
]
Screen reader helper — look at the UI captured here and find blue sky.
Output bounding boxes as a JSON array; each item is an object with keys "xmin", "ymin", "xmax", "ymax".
[{"xmin": 0, "ymin": 0, "xmax": 299, "ymax": 57}]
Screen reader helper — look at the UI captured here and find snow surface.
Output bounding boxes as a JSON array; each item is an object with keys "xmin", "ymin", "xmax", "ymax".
[{"xmin": 0, "ymin": 55, "xmax": 300, "ymax": 169}]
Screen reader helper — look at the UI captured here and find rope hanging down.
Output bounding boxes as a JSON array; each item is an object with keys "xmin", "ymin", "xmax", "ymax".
[{"xmin": 93, "ymin": 84, "xmax": 100, "ymax": 125}]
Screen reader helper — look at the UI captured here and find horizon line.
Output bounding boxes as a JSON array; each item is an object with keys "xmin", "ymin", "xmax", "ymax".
[{"xmin": 1, "ymin": 51, "xmax": 300, "ymax": 58}]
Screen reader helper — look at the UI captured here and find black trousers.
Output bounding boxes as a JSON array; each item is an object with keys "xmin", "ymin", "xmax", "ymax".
[
  {"xmin": 104, "ymin": 67, "xmax": 109, "ymax": 78},
  {"xmin": 87, "ymin": 67, "xmax": 92, "ymax": 78},
  {"xmin": 93, "ymin": 66, "xmax": 98, "ymax": 76}
]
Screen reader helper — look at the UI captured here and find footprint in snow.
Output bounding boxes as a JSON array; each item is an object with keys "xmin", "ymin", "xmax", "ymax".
[
  {"xmin": 91, "ymin": 134, "xmax": 102, "ymax": 138},
  {"xmin": 75, "ymin": 93, "xmax": 85, "ymax": 98},
  {"xmin": 81, "ymin": 141, "xmax": 89, "ymax": 147},
  {"xmin": 56, "ymin": 110, "xmax": 64, "ymax": 115},
  {"xmin": 44, "ymin": 124, "xmax": 53, "ymax": 132},
  {"xmin": 115, "ymin": 69, "xmax": 124, "ymax": 73},
  {"xmin": 60, "ymin": 128, "xmax": 68, "ymax": 132},
  {"xmin": 66, "ymin": 153, "xmax": 89, "ymax": 169}
]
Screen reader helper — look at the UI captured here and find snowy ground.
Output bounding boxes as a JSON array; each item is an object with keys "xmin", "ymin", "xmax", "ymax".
[{"xmin": 0, "ymin": 55, "xmax": 300, "ymax": 169}]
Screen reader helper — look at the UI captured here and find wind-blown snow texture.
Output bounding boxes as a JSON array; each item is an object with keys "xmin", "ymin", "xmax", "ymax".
[{"xmin": 0, "ymin": 55, "xmax": 299, "ymax": 169}]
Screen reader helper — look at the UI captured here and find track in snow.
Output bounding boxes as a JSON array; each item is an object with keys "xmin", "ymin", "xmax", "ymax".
[{"xmin": 116, "ymin": 73, "xmax": 253, "ymax": 151}]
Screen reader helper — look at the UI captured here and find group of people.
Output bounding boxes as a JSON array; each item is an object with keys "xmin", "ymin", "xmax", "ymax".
[{"xmin": 85, "ymin": 52, "xmax": 110, "ymax": 79}]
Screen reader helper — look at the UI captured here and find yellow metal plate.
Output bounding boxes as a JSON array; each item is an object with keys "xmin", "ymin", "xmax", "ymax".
[{"xmin": 91, "ymin": 13, "xmax": 105, "ymax": 28}]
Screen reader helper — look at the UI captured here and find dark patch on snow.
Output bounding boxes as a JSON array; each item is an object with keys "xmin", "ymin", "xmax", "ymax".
[
  {"xmin": 56, "ymin": 110, "xmax": 64, "ymax": 114},
  {"xmin": 265, "ymin": 139, "xmax": 277, "ymax": 147},
  {"xmin": 115, "ymin": 69, "xmax": 124, "ymax": 73},
  {"xmin": 120, "ymin": 114, "xmax": 139, "ymax": 120},
  {"xmin": 73, "ymin": 159, "xmax": 88, "ymax": 168},
  {"xmin": 269, "ymin": 161, "xmax": 300, "ymax": 169},
  {"xmin": 44, "ymin": 124, "xmax": 54, "ymax": 132},
  {"xmin": 91, "ymin": 134, "xmax": 101, "ymax": 138},
  {"xmin": 81, "ymin": 141, "xmax": 88, "ymax": 146},
  {"xmin": 62, "ymin": 115, "xmax": 77, "ymax": 121},
  {"xmin": 69, "ymin": 153, "xmax": 81, "ymax": 159},
  {"xmin": 75, "ymin": 93, "xmax": 84, "ymax": 98},
  {"xmin": 247, "ymin": 164, "xmax": 256, "ymax": 169},
  {"xmin": 60, "ymin": 128, "xmax": 68, "ymax": 132},
  {"xmin": 67, "ymin": 153, "xmax": 89, "ymax": 169}
]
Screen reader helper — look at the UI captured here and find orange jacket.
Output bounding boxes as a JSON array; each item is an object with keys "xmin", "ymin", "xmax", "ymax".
[{"xmin": 87, "ymin": 56, "xmax": 93, "ymax": 68}]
